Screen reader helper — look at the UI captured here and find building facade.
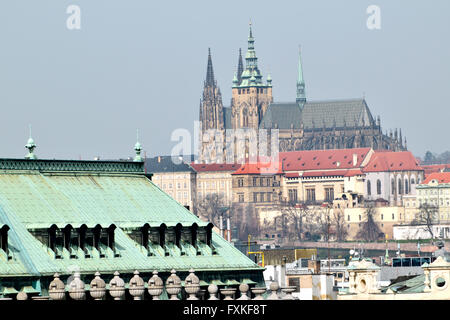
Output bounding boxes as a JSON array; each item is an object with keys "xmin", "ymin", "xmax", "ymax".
[{"xmin": 145, "ymin": 156, "xmax": 197, "ymax": 212}]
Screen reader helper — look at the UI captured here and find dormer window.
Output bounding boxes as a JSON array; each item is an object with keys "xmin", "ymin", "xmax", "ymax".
[{"xmin": 0, "ymin": 225, "xmax": 10, "ymax": 259}]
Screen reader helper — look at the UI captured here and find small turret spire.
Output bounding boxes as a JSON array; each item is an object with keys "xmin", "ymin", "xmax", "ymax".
[
  {"xmin": 134, "ymin": 129, "xmax": 143, "ymax": 162},
  {"xmin": 296, "ymin": 45, "xmax": 306, "ymax": 104},
  {"xmin": 25, "ymin": 124, "xmax": 37, "ymax": 160},
  {"xmin": 237, "ymin": 48, "xmax": 243, "ymax": 85}
]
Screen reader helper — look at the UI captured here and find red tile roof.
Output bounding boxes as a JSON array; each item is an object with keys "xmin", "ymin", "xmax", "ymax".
[
  {"xmin": 362, "ymin": 151, "xmax": 422, "ymax": 172},
  {"xmin": 422, "ymin": 164, "xmax": 450, "ymax": 177},
  {"xmin": 232, "ymin": 161, "xmax": 283, "ymax": 175},
  {"xmin": 190, "ymin": 163, "xmax": 242, "ymax": 172},
  {"xmin": 422, "ymin": 172, "xmax": 450, "ymax": 184},
  {"xmin": 280, "ymin": 148, "xmax": 371, "ymax": 171}
]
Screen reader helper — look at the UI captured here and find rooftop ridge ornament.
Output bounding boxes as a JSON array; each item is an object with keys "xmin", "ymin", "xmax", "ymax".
[
  {"xmin": 134, "ymin": 129, "xmax": 143, "ymax": 162},
  {"xmin": 25, "ymin": 125, "xmax": 37, "ymax": 160}
]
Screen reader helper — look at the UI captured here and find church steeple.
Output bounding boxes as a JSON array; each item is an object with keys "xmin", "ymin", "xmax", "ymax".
[
  {"xmin": 199, "ymin": 48, "xmax": 224, "ymax": 132},
  {"xmin": 205, "ymin": 48, "xmax": 215, "ymax": 87},
  {"xmin": 296, "ymin": 46, "xmax": 306, "ymax": 104},
  {"xmin": 237, "ymin": 48, "xmax": 243, "ymax": 85}
]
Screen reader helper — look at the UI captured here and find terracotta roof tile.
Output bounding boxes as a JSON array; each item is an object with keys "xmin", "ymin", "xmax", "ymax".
[
  {"xmin": 362, "ymin": 151, "xmax": 422, "ymax": 172},
  {"xmin": 422, "ymin": 172, "xmax": 450, "ymax": 184},
  {"xmin": 280, "ymin": 148, "xmax": 370, "ymax": 171}
]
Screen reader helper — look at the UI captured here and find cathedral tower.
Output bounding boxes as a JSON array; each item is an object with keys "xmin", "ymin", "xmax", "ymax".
[
  {"xmin": 199, "ymin": 48, "xmax": 224, "ymax": 131},
  {"xmin": 230, "ymin": 23, "xmax": 273, "ymax": 129}
]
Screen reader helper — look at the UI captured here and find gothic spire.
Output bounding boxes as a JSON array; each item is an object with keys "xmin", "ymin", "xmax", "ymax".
[
  {"xmin": 237, "ymin": 48, "xmax": 243, "ymax": 84},
  {"xmin": 296, "ymin": 46, "xmax": 306, "ymax": 104},
  {"xmin": 205, "ymin": 48, "xmax": 215, "ymax": 87}
]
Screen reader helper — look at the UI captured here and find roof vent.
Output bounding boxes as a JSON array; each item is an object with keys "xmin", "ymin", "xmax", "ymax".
[{"xmin": 313, "ymin": 156, "xmax": 317, "ymax": 160}]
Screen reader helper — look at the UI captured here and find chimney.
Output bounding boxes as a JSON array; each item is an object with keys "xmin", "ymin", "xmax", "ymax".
[
  {"xmin": 157, "ymin": 156, "xmax": 161, "ymax": 163},
  {"xmin": 308, "ymin": 260, "xmax": 321, "ymax": 274},
  {"xmin": 219, "ymin": 215, "xmax": 224, "ymax": 237},
  {"xmin": 353, "ymin": 153, "xmax": 357, "ymax": 166},
  {"xmin": 227, "ymin": 216, "xmax": 231, "ymax": 242}
]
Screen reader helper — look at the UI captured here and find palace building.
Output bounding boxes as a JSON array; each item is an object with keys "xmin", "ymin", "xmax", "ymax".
[{"xmin": 198, "ymin": 24, "xmax": 406, "ymax": 163}]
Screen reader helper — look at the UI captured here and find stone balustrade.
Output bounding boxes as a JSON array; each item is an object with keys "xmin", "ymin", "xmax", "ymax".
[{"xmin": 6, "ymin": 269, "xmax": 300, "ymax": 301}]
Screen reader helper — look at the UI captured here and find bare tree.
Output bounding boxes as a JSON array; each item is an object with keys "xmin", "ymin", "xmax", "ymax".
[
  {"xmin": 195, "ymin": 193, "xmax": 227, "ymax": 226},
  {"xmin": 412, "ymin": 203, "xmax": 439, "ymax": 240},
  {"xmin": 357, "ymin": 204, "xmax": 383, "ymax": 242},
  {"xmin": 313, "ymin": 206, "xmax": 332, "ymax": 242},
  {"xmin": 279, "ymin": 200, "xmax": 312, "ymax": 241},
  {"xmin": 332, "ymin": 207, "xmax": 348, "ymax": 242}
]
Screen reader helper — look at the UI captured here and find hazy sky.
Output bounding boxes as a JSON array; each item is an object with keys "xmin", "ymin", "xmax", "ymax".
[{"xmin": 0, "ymin": 0, "xmax": 448, "ymax": 160}]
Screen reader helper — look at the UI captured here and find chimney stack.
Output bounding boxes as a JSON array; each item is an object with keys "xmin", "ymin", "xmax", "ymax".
[
  {"xmin": 226, "ymin": 216, "xmax": 231, "ymax": 242},
  {"xmin": 219, "ymin": 215, "xmax": 224, "ymax": 237},
  {"xmin": 157, "ymin": 156, "xmax": 161, "ymax": 163},
  {"xmin": 353, "ymin": 153, "xmax": 357, "ymax": 166}
]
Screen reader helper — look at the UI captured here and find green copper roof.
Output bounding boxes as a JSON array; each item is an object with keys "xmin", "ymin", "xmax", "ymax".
[{"xmin": 0, "ymin": 159, "xmax": 261, "ymax": 277}]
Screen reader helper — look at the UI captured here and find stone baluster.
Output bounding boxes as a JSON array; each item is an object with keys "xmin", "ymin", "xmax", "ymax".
[
  {"xmin": 251, "ymin": 287, "xmax": 266, "ymax": 300},
  {"xmin": 49, "ymin": 273, "xmax": 66, "ymax": 300},
  {"xmin": 68, "ymin": 272, "xmax": 86, "ymax": 300},
  {"xmin": 207, "ymin": 284, "xmax": 219, "ymax": 300},
  {"xmin": 129, "ymin": 270, "xmax": 145, "ymax": 300},
  {"xmin": 267, "ymin": 282, "xmax": 280, "ymax": 300},
  {"xmin": 197, "ymin": 289, "xmax": 206, "ymax": 300},
  {"xmin": 148, "ymin": 270, "xmax": 164, "ymax": 300},
  {"xmin": 16, "ymin": 291, "xmax": 28, "ymax": 300},
  {"xmin": 89, "ymin": 272, "xmax": 106, "ymax": 300},
  {"xmin": 423, "ymin": 269, "xmax": 431, "ymax": 292},
  {"xmin": 237, "ymin": 284, "xmax": 250, "ymax": 300},
  {"xmin": 220, "ymin": 287, "xmax": 236, "ymax": 300},
  {"xmin": 166, "ymin": 269, "xmax": 182, "ymax": 300},
  {"xmin": 109, "ymin": 271, "xmax": 125, "ymax": 300},
  {"xmin": 281, "ymin": 286, "xmax": 297, "ymax": 300},
  {"xmin": 184, "ymin": 269, "xmax": 200, "ymax": 300}
]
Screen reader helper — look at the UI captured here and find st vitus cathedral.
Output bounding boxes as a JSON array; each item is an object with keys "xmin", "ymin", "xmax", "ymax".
[{"xmin": 198, "ymin": 24, "xmax": 406, "ymax": 163}]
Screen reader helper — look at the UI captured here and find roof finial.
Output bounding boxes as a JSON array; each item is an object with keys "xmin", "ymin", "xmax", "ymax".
[
  {"xmin": 134, "ymin": 129, "xmax": 143, "ymax": 162},
  {"xmin": 25, "ymin": 124, "xmax": 37, "ymax": 160}
]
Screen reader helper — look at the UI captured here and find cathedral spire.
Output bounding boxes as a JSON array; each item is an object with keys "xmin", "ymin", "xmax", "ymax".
[
  {"xmin": 237, "ymin": 48, "xmax": 243, "ymax": 84},
  {"xmin": 296, "ymin": 46, "xmax": 306, "ymax": 104},
  {"xmin": 205, "ymin": 48, "xmax": 215, "ymax": 87}
]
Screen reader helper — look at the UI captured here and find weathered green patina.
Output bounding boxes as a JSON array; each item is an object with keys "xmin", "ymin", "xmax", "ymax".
[{"xmin": 0, "ymin": 157, "xmax": 263, "ymax": 297}]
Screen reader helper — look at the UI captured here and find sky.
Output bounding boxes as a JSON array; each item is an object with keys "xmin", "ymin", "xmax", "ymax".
[{"xmin": 0, "ymin": 0, "xmax": 449, "ymax": 160}]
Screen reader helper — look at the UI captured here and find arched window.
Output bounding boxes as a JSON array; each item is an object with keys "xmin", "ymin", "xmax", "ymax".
[
  {"xmin": 367, "ymin": 180, "xmax": 371, "ymax": 196},
  {"xmin": 377, "ymin": 179, "xmax": 382, "ymax": 195},
  {"xmin": 391, "ymin": 178, "xmax": 395, "ymax": 195},
  {"xmin": 405, "ymin": 179, "xmax": 409, "ymax": 194},
  {"xmin": 411, "ymin": 177, "xmax": 415, "ymax": 185},
  {"xmin": 242, "ymin": 108, "xmax": 249, "ymax": 127},
  {"xmin": 398, "ymin": 179, "xmax": 403, "ymax": 195}
]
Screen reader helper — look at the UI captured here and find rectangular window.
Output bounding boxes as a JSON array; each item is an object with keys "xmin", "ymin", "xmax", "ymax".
[
  {"xmin": 325, "ymin": 187, "xmax": 334, "ymax": 202},
  {"xmin": 260, "ymin": 177, "xmax": 264, "ymax": 186},
  {"xmin": 253, "ymin": 193, "xmax": 258, "ymax": 203},
  {"xmin": 347, "ymin": 215, "xmax": 350, "ymax": 221},
  {"xmin": 260, "ymin": 193, "xmax": 265, "ymax": 202},
  {"xmin": 238, "ymin": 193, "xmax": 244, "ymax": 202},
  {"xmin": 267, "ymin": 192, "xmax": 272, "ymax": 202},
  {"xmin": 288, "ymin": 189, "xmax": 298, "ymax": 203},
  {"xmin": 238, "ymin": 178, "xmax": 244, "ymax": 187},
  {"xmin": 306, "ymin": 188, "xmax": 316, "ymax": 203},
  {"xmin": 253, "ymin": 177, "xmax": 257, "ymax": 186}
]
